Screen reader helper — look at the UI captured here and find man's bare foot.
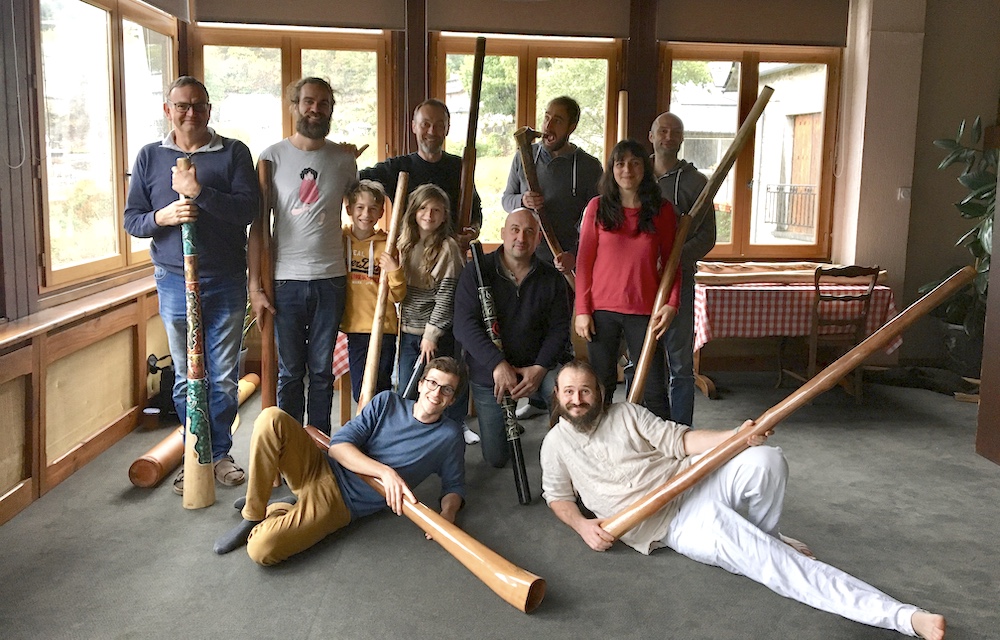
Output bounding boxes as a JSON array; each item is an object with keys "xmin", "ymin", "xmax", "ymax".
[
  {"xmin": 912, "ymin": 611, "xmax": 945, "ymax": 640},
  {"xmin": 778, "ymin": 533, "xmax": 817, "ymax": 559}
]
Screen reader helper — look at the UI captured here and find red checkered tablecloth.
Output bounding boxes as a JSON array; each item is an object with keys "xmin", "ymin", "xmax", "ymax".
[
  {"xmin": 333, "ymin": 332, "xmax": 350, "ymax": 378},
  {"xmin": 694, "ymin": 283, "xmax": 901, "ymax": 353}
]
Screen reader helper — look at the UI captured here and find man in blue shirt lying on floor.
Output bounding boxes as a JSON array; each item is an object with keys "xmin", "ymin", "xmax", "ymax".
[{"xmin": 215, "ymin": 357, "xmax": 466, "ymax": 565}]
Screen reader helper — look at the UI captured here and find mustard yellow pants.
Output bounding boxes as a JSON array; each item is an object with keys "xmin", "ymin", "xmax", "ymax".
[{"xmin": 243, "ymin": 407, "xmax": 351, "ymax": 566}]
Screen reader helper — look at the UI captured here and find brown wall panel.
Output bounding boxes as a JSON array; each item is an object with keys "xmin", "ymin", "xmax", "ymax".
[
  {"xmin": 0, "ymin": 375, "xmax": 28, "ymax": 493},
  {"xmin": 45, "ymin": 329, "xmax": 133, "ymax": 463},
  {"xmin": 195, "ymin": 0, "xmax": 404, "ymax": 29},
  {"xmin": 658, "ymin": 0, "xmax": 849, "ymax": 46}
]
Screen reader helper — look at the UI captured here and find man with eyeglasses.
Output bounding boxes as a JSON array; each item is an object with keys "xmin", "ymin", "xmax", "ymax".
[
  {"xmin": 124, "ymin": 75, "xmax": 259, "ymax": 494},
  {"xmin": 453, "ymin": 209, "xmax": 572, "ymax": 468},
  {"xmin": 214, "ymin": 357, "xmax": 467, "ymax": 566},
  {"xmin": 248, "ymin": 77, "xmax": 357, "ymax": 436}
]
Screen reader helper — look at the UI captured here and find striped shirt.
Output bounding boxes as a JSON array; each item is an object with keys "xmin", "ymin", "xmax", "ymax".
[{"xmin": 399, "ymin": 236, "xmax": 464, "ymax": 343}]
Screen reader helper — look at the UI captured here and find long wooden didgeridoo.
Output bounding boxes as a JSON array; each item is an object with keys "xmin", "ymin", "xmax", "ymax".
[
  {"xmin": 357, "ymin": 174, "xmax": 409, "ymax": 411},
  {"xmin": 175, "ymin": 157, "xmax": 216, "ymax": 509},
  {"xmin": 129, "ymin": 374, "xmax": 260, "ymax": 488},
  {"xmin": 470, "ymin": 241, "xmax": 531, "ymax": 505},
  {"xmin": 255, "ymin": 159, "xmax": 278, "ymax": 407},
  {"xmin": 457, "ymin": 36, "xmax": 486, "ymax": 232},
  {"xmin": 302, "ymin": 424, "xmax": 545, "ymax": 613},
  {"xmin": 627, "ymin": 85, "xmax": 775, "ymax": 403},
  {"xmin": 604, "ymin": 266, "xmax": 976, "ymax": 539},
  {"xmin": 512, "ymin": 126, "xmax": 576, "ymax": 291},
  {"xmin": 617, "ymin": 90, "xmax": 628, "ymax": 142}
]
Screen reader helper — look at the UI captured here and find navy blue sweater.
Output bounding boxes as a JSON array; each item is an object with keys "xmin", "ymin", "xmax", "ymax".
[
  {"xmin": 453, "ymin": 248, "xmax": 572, "ymax": 388},
  {"xmin": 124, "ymin": 133, "xmax": 259, "ymax": 277}
]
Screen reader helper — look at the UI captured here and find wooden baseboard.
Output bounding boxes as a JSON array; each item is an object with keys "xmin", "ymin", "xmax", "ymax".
[
  {"xmin": 0, "ymin": 479, "xmax": 35, "ymax": 527},
  {"xmin": 41, "ymin": 407, "xmax": 139, "ymax": 495}
]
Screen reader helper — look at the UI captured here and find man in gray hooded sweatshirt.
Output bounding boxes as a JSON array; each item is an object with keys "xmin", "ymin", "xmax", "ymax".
[{"xmin": 649, "ymin": 112, "xmax": 716, "ymax": 427}]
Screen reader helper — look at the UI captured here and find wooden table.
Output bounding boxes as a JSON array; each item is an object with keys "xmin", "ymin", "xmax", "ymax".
[{"xmin": 693, "ymin": 282, "xmax": 900, "ymax": 397}]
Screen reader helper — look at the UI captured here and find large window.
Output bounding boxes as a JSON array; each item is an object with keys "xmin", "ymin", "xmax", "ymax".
[
  {"xmin": 37, "ymin": 0, "xmax": 176, "ymax": 286},
  {"xmin": 434, "ymin": 34, "xmax": 619, "ymax": 243},
  {"xmin": 191, "ymin": 26, "xmax": 387, "ymax": 171},
  {"xmin": 662, "ymin": 44, "xmax": 840, "ymax": 260}
]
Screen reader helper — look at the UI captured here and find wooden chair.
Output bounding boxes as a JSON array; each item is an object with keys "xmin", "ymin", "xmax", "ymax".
[{"xmin": 777, "ymin": 265, "xmax": 881, "ymax": 403}]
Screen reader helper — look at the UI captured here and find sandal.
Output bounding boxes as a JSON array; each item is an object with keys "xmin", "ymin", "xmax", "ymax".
[
  {"xmin": 214, "ymin": 455, "xmax": 245, "ymax": 487},
  {"xmin": 172, "ymin": 467, "xmax": 184, "ymax": 495}
]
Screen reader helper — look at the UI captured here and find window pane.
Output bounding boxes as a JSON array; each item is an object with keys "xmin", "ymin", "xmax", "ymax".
[
  {"xmin": 302, "ymin": 49, "xmax": 379, "ymax": 168},
  {"xmin": 750, "ymin": 63, "xmax": 828, "ymax": 246},
  {"xmin": 536, "ymin": 57, "xmax": 607, "ymax": 160},
  {"xmin": 669, "ymin": 60, "xmax": 740, "ymax": 244},
  {"xmin": 444, "ymin": 54, "xmax": 518, "ymax": 243},
  {"xmin": 203, "ymin": 45, "xmax": 282, "ymax": 162},
  {"xmin": 122, "ymin": 19, "xmax": 173, "ymax": 254},
  {"xmin": 40, "ymin": 0, "xmax": 118, "ymax": 270}
]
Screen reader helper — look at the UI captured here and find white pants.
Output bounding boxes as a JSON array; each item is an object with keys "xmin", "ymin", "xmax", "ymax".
[{"xmin": 663, "ymin": 446, "xmax": 919, "ymax": 636}]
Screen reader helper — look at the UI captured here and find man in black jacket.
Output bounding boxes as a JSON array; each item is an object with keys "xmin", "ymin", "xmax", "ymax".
[{"xmin": 453, "ymin": 208, "xmax": 572, "ymax": 467}]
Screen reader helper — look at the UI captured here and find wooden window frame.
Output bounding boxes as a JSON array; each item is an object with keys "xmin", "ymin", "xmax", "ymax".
[
  {"xmin": 430, "ymin": 33, "xmax": 621, "ymax": 250},
  {"xmin": 35, "ymin": 0, "xmax": 178, "ymax": 290},
  {"xmin": 188, "ymin": 25, "xmax": 391, "ymax": 161},
  {"xmin": 431, "ymin": 33, "xmax": 621, "ymax": 161},
  {"xmin": 660, "ymin": 42, "xmax": 841, "ymax": 261}
]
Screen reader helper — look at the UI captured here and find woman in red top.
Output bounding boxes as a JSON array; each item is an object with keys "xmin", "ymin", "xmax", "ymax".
[{"xmin": 575, "ymin": 138, "xmax": 680, "ymax": 419}]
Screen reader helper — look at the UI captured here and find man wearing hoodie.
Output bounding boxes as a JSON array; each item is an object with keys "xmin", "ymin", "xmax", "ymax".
[{"xmin": 649, "ymin": 112, "xmax": 716, "ymax": 427}]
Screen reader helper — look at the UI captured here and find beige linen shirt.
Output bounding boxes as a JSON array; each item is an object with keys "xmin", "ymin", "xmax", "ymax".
[{"xmin": 540, "ymin": 402, "xmax": 692, "ymax": 554}]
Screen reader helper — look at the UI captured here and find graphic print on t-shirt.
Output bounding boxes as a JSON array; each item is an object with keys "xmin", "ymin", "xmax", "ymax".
[{"xmin": 291, "ymin": 167, "xmax": 323, "ymax": 222}]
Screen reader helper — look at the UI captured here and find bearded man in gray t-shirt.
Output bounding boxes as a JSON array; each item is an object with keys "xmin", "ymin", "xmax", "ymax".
[{"xmin": 249, "ymin": 77, "xmax": 357, "ymax": 434}]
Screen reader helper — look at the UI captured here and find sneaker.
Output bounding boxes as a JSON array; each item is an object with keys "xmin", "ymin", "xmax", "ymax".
[
  {"xmin": 515, "ymin": 403, "xmax": 546, "ymax": 420},
  {"xmin": 214, "ymin": 455, "xmax": 246, "ymax": 487},
  {"xmin": 172, "ymin": 467, "xmax": 184, "ymax": 495},
  {"xmin": 463, "ymin": 426, "xmax": 481, "ymax": 445}
]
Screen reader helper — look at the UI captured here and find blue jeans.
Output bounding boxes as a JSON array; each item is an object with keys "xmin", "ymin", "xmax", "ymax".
[
  {"xmin": 662, "ymin": 268, "xmax": 697, "ymax": 426},
  {"xmin": 471, "ymin": 369, "xmax": 555, "ymax": 468},
  {"xmin": 273, "ymin": 278, "xmax": 346, "ymax": 433},
  {"xmin": 155, "ymin": 266, "xmax": 246, "ymax": 461},
  {"xmin": 346, "ymin": 333, "xmax": 396, "ymax": 402},
  {"xmin": 398, "ymin": 331, "xmax": 468, "ymax": 424}
]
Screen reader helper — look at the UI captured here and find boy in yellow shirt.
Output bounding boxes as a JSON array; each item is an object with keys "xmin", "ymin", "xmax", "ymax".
[{"xmin": 342, "ymin": 180, "xmax": 407, "ymax": 401}]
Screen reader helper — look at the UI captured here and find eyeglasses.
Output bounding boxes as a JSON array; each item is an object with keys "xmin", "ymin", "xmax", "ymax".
[
  {"xmin": 421, "ymin": 378, "xmax": 456, "ymax": 397},
  {"xmin": 168, "ymin": 101, "xmax": 211, "ymax": 114}
]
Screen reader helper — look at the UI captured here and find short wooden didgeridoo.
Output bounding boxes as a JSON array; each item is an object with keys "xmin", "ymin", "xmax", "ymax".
[{"xmin": 128, "ymin": 374, "xmax": 259, "ymax": 488}]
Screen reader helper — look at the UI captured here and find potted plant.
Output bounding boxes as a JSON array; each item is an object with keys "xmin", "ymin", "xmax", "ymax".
[{"xmin": 922, "ymin": 116, "xmax": 996, "ymax": 377}]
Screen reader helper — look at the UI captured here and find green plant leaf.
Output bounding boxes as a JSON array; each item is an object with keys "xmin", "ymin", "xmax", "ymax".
[
  {"xmin": 956, "ymin": 225, "xmax": 979, "ymax": 247},
  {"xmin": 971, "ymin": 116, "xmax": 983, "ymax": 144},
  {"xmin": 956, "ymin": 119, "xmax": 966, "ymax": 141},
  {"xmin": 981, "ymin": 215, "xmax": 993, "ymax": 255},
  {"xmin": 958, "ymin": 170, "xmax": 995, "ymax": 192},
  {"xmin": 938, "ymin": 147, "xmax": 966, "ymax": 170},
  {"xmin": 934, "ymin": 138, "xmax": 960, "ymax": 150},
  {"xmin": 956, "ymin": 200, "xmax": 987, "ymax": 218}
]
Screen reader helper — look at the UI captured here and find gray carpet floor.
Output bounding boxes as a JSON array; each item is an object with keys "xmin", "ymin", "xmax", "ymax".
[{"xmin": 1, "ymin": 372, "xmax": 996, "ymax": 640}]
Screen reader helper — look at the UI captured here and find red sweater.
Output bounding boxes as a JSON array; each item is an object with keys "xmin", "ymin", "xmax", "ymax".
[{"xmin": 575, "ymin": 197, "xmax": 681, "ymax": 316}]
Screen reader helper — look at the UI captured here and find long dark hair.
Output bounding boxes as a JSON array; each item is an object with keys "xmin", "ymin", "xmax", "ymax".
[{"xmin": 596, "ymin": 139, "xmax": 662, "ymax": 234}]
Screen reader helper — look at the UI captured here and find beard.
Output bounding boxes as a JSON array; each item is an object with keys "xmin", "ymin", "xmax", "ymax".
[
  {"xmin": 555, "ymin": 399, "xmax": 604, "ymax": 434},
  {"xmin": 297, "ymin": 113, "xmax": 331, "ymax": 140},
  {"xmin": 544, "ymin": 133, "xmax": 570, "ymax": 154}
]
